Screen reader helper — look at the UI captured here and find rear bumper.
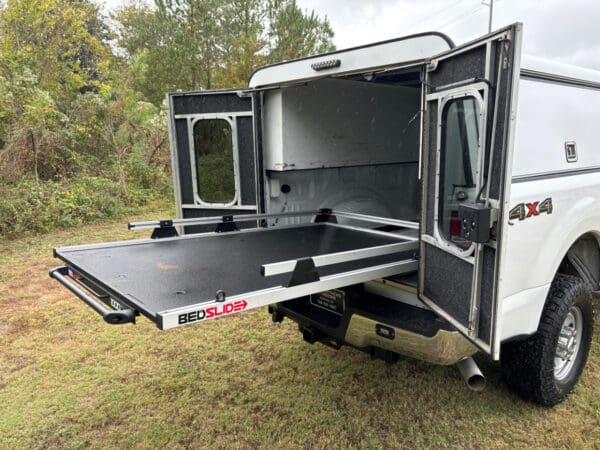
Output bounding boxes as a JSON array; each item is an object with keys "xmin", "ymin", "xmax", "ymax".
[
  {"xmin": 273, "ymin": 287, "xmax": 477, "ymax": 365},
  {"xmin": 344, "ymin": 314, "xmax": 476, "ymax": 365}
]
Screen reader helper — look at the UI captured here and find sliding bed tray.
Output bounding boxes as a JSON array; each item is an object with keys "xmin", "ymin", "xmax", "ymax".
[{"xmin": 51, "ymin": 214, "xmax": 418, "ymax": 330}]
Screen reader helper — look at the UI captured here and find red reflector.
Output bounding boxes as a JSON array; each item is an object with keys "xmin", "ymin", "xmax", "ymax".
[
  {"xmin": 71, "ymin": 272, "xmax": 81, "ymax": 280},
  {"xmin": 450, "ymin": 212, "xmax": 461, "ymax": 237}
]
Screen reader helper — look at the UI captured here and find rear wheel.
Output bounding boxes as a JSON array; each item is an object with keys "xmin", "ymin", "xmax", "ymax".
[{"xmin": 501, "ymin": 274, "xmax": 594, "ymax": 406}]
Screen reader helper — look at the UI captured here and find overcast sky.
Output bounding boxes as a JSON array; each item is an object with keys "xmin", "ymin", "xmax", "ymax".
[{"xmin": 100, "ymin": 0, "xmax": 600, "ymax": 70}]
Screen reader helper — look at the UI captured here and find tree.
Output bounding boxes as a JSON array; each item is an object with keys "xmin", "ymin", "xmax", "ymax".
[
  {"xmin": 0, "ymin": 0, "xmax": 115, "ymax": 181},
  {"xmin": 267, "ymin": 0, "xmax": 334, "ymax": 63},
  {"xmin": 0, "ymin": 0, "xmax": 112, "ymax": 102},
  {"xmin": 113, "ymin": 0, "xmax": 335, "ymax": 102}
]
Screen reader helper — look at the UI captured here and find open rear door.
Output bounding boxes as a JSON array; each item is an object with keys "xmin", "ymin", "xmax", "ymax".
[
  {"xmin": 167, "ymin": 90, "xmax": 259, "ymax": 233},
  {"xmin": 418, "ymin": 24, "xmax": 522, "ymax": 359}
]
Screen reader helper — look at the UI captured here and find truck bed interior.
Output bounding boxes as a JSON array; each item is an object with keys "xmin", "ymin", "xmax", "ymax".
[{"xmin": 263, "ymin": 69, "xmax": 424, "ymax": 227}]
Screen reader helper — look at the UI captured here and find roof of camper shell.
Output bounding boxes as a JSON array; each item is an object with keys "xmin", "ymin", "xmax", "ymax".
[
  {"xmin": 248, "ymin": 32, "xmax": 455, "ymax": 88},
  {"xmin": 248, "ymin": 30, "xmax": 600, "ymax": 89}
]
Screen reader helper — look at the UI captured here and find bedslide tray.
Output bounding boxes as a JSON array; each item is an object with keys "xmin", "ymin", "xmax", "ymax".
[{"xmin": 52, "ymin": 223, "xmax": 418, "ymax": 330}]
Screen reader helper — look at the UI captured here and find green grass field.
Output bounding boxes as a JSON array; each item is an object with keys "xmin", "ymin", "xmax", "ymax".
[{"xmin": 1, "ymin": 205, "xmax": 599, "ymax": 449}]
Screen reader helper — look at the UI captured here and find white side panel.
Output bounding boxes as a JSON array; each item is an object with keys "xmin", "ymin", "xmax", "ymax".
[
  {"xmin": 500, "ymin": 284, "xmax": 549, "ymax": 340},
  {"xmin": 263, "ymin": 91, "xmax": 283, "ymax": 171},
  {"xmin": 502, "ymin": 174, "xmax": 600, "ymax": 299},
  {"xmin": 511, "ymin": 79, "xmax": 600, "ymax": 177},
  {"xmin": 500, "ymin": 78, "xmax": 600, "ymax": 337},
  {"xmin": 249, "ymin": 34, "xmax": 451, "ymax": 88},
  {"xmin": 263, "ymin": 78, "xmax": 421, "ymax": 171}
]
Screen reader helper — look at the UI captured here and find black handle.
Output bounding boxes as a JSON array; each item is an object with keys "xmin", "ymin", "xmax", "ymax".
[{"xmin": 49, "ymin": 266, "xmax": 136, "ymax": 325}]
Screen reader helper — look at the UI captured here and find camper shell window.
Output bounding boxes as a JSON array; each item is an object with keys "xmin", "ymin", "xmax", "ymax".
[
  {"xmin": 438, "ymin": 95, "xmax": 482, "ymax": 250},
  {"xmin": 193, "ymin": 118, "xmax": 236, "ymax": 205}
]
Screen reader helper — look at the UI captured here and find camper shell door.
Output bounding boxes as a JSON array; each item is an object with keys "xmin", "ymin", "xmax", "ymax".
[
  {"xmin": 418, "ymin": 24, "xmax": 523, "ymax": 359},
  {"xmin": 167, "ymin": 90, "xmax": 259, "ymax": 233}
]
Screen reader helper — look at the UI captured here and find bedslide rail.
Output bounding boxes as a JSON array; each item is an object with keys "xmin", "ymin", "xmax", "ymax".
[{"xmin": 128, "ymin": 208, "xmax": 419, "ymax": 234}]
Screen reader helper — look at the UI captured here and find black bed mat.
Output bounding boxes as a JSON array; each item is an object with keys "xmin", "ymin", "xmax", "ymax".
[{"xmin": 54, "ymin": 223, "xmax": 412, "ymax": 320}]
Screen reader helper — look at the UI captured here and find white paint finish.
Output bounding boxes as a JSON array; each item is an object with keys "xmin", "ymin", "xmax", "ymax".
[
  {"xmin": 521, "ymin": 55, "xmax": 600, "ymax": 84},
  {"xmin": 263, "ymin": 78, "xmax": 421, "ymax": 171},
  {"xmin": 499, "ymin": 72, "xmax": 600, "ymax": 341},
  {"xmin": 263, "ymin": 92, "xmax": 284, "ymax": 171},
  {"xmin": 504, "ymin": 174, "xmax": 600, "ymax": 296},
  {"xmin": 499, "ymin": 174, "xmax": 600, "ymax": 339},
  {"xmin": 500, "ymin": 284, "xmax": 549, "ymax": 341},
  {"xmin": 265, "ymin": 163, "xmax": 420, "ymax": 226},
  {"xmin": 511, "ymin": 78, "xmax": 600, "ymax": 177},
  {"xmin": 249, "ymin": 34, "xmax": 451, "ymax": 88}
]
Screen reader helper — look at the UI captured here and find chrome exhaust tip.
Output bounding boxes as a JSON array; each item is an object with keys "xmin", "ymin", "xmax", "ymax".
[{"xmin": 456, "ymin": 357, "xmax": 486, "ymax": 392}]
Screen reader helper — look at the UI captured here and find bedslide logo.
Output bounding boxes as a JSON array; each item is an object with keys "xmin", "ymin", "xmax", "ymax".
[{"xmin": 178, "ymin": 300, "xmax": 248, "ymax": 325}]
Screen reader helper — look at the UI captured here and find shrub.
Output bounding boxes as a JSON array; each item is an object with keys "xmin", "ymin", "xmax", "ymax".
[{"xmin": 0, "ymin": 176, "xmax": 169, "ymax": 239}]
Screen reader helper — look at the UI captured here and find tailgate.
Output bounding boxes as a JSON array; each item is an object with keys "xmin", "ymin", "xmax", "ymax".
[{"xmin": 52, "ymin": 221, "xmax": 418, "ymax": 330}]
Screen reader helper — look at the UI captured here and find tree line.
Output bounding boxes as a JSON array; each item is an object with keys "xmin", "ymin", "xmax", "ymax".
[{"xmin": 0, "ymin": 0, "xmax": 334, "ymax": 237}]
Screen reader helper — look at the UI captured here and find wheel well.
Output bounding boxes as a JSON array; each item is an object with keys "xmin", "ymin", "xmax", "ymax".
[{"xmin": 557, "ymin": 232, "xmax": 600, "ymax": 291}]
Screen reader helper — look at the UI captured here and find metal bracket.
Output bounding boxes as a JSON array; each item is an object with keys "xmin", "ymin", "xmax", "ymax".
[
  {"xmin": 287, "ymin": 258, "xmax": 320, "ymax": 287},
  {"xmin": 215, "ymin": 215, "xmax": 239, "ymax": 233},
  {"xmin": 151, "ymin": 220, "xmax": 179, "ymax": 239},
  {"xmin": 314, "ymin": 208, "xmax": 337, "ymax": 223}
]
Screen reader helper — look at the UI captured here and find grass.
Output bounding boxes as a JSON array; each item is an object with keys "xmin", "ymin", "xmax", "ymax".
[{"xmin": 1, "ymin": 204, "xmax": 599, "ymax": 449}]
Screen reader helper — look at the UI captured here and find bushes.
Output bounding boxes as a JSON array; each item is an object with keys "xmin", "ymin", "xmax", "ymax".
[{"xmin": 0, "ymin": 177, "xmax": 170, "ymax": 239}]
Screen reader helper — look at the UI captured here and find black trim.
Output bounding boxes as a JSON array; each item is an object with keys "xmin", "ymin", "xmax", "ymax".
[
  {"xmin": 520, "ymin": 69, "xmax": 600, "ymax": 91},
  {"xmin": 512, "ymin": 166, "xmax": 600, "ymax": 183},
  {"xmin": 249, "ymin": 31, "xmax": 455, "ymax": 84}
]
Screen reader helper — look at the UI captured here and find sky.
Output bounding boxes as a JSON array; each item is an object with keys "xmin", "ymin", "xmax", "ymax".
[{"xmin": 99, "ymin": 0, "xmax": 600, "ymax": 71}]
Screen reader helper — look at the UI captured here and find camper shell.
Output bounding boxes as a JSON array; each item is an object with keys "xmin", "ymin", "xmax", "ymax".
[{"xmin": 51, "ymin": 23, "xmax": 600, "ymax": 405}]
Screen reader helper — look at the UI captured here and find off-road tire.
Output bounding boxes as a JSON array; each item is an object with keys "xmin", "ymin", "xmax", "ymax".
[{"xmin": 501, "ymin": 274, "xmax": 594, "ymax": 406}]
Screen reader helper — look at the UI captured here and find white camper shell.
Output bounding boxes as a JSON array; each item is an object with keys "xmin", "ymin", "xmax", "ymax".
[{"xmin": 51, "ymin": 23, "xmax": 600, "ymax": 406}]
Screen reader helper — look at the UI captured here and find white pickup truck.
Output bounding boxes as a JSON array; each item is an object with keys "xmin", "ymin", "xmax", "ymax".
[{"xmin": 51, "ymin": 23, "xmax": 599, "ymax": 406}]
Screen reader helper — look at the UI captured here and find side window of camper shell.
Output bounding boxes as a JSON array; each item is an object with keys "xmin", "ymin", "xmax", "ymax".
[
  {"xmin": 193, "ymin": 119, "xmax": 236, "ymax": 205},
  {"xmin": 438, "ymin": 96, "xmax": 481, "ymax": 251}
]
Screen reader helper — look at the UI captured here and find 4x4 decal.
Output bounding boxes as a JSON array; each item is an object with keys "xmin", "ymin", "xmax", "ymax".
[{"xmin": 509, "ymin": 198, "xmax": 553, "ymax": 222}]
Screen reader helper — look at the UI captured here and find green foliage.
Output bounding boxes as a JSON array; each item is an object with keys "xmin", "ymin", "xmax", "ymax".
[
  {"xmin": 194, "ymin": 119, "xmax": 235, "ymax": 203},
  {"xmin": 0, "ymin": 176, "xmax": 169, "ymax": 238},
  {"xmin": 0, "ymin": 0, "xmax": 335, "ymax": 238},
  {"xmin": 0, "ymin": 0, "xmax": 112, "ymax": 101},
  {"xmin": 267, "ymin": 0, "xmax": 335, "ymax": 62},
  {"xmin": 113, "ymin": 0, "xmax": 335, "ymax": 96}
]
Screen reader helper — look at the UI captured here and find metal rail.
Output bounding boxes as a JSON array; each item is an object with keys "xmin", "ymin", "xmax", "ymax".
[
  {"xmin": 330, "ymin": 210, "xmax": 419, "ymax": 229},
  {"xmin": 128, "ymin": 210, "xmax": 321, "ymax": 231},
  {"xmin": 49, "ymin": 267, "xmax": 136, "ymax": 325},
  {"xmin": 128, "ymin": 209, "xmax": 419, "ymax": 231},
  {"xmin": 262, "ymin": 240, "xmax": 418, "ymax": 277}
]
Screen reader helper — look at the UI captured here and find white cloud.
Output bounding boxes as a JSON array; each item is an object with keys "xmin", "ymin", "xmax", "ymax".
[{"xmin": 297, "ymin": 0, "xmax": 600, "ymax": 70}]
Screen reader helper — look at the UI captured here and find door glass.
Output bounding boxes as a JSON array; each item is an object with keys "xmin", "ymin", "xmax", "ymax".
[
  {"xmin": 438, "ymin": 96, "xmax": 481, "ymax": 250},
  {"xmin": 194, "ymin": 119, "xmax": 235, "ymax": 203}
]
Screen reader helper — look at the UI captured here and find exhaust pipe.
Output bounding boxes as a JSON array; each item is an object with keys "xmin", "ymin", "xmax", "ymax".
[{"xmin": 456, "ymin": 357, "xmax": 486, "ymax": 392}]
